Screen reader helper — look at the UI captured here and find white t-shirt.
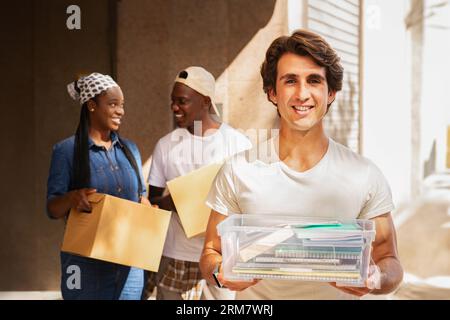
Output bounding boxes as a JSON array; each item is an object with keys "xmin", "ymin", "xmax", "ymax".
[
  {"xmin": 206, "ymin": 136, "xmax": 394, "ymax": 299},
  {"xmin": 148, "ymin": 123, "xmax": 252, "ymax": 262}
]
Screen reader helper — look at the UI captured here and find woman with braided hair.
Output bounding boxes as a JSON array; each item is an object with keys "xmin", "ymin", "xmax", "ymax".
[{"xmin": 46, "ymin": 72, "xmax": 150, "ymax": 300}]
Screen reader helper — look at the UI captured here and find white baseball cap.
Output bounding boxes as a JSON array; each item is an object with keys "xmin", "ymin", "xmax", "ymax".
[{"xmin": 174, "ymin": 66, "xmax": 220, "ymax": 117}]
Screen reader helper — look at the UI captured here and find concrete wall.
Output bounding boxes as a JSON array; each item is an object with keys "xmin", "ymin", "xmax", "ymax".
[
  {"xmin": 0, "ymin": 0, "xmax": 112, "ymax": 290},
  {"xmin": 117, "ymin": 0, "xmax": 280, "ymax": 168}
]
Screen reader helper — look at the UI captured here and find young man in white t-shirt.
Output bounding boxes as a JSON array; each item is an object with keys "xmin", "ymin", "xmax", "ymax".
[
  {"xmin": 148, "ymin": 66, "xmax": 251, "ymax": 300},
  {"xmin": 200, "ymin": 30, "xmax": 403, "ymax": 300}
]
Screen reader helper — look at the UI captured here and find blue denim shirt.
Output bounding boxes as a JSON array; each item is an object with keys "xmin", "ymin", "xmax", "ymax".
[
  {"xmin": 46, "ymin": 132, "xmax": 147, "ymax": 299},
  {"xmin": 47, "ymin": 132, "xmax": 146, "ymax": 208}
]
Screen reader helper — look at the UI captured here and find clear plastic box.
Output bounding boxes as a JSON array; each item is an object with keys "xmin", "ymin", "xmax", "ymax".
[{"xmin": 217, "ymin": 215, "xmax": 376, "ymax": 287}]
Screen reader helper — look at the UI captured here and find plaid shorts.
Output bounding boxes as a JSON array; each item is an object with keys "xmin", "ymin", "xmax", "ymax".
[{"xmin": 159, "ymin": 257, "xmax": 205, "ymax": 300}]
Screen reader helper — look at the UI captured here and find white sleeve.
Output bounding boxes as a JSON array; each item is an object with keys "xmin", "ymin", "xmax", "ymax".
[
  {"xmin": 359, "ymin": 162, "xmax": 395, "ymax": 219},
  {"xmin": 205, "ymin": 160, "xmax": 241, "ymax": 216},
  {"xmin": 148, "ymin": 139, "xmax": 167, "ymax": 188}
]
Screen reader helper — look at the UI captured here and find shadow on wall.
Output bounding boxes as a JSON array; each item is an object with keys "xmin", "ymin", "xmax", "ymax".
[
  {"xmin": 211, "ymin": 0, "xmax": 277, "ymax": 73},
  {"xmin": 213, "ymin": 0, "xmax": 288, "ymax": 138}
]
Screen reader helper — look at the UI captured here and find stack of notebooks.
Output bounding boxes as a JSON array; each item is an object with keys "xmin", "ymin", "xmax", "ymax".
[{"xmin": 218, "ymin": 216, "xmax": 376, "ymax": 286}]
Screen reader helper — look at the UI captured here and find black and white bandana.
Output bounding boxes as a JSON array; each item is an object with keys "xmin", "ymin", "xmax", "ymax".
[{"xmin": 67, "ymin": 72, "xmax": 118, "ymax": 105}]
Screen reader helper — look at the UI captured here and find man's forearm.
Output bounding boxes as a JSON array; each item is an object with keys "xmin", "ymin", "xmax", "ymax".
[
  {"xmin": 372, "ymin": 257, "xmax": 403, "ymax": 294},
  {"xmin": 200, "ymin": 250, "xmax": 223, "ymax": 286}
]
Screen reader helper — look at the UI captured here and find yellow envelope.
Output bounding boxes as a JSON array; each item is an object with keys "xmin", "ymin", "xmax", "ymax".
[
  {"xmin": 61, "ymin": 193, "xmax": 171, "ymax": 272},
  {"xmin": 167, "ymin": 163, "xmax": 222, "ymax": 238}
]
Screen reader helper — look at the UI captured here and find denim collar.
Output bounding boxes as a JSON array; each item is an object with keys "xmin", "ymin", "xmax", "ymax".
[{"xmin": 88, "ymin": 131, "xmax": 122, "ymax": 149}]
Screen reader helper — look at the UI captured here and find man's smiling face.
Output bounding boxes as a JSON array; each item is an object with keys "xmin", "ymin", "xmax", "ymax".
[{"xmin": 269, "ymin": 52, "xmax": 336, "ymax": 132}]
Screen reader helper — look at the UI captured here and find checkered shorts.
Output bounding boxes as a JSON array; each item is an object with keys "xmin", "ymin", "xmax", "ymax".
[{"xmin": 159, "ymin": 257, "xmax": 205, "ymax": 300}]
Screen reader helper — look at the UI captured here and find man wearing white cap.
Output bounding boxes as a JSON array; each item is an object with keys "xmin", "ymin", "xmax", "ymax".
[{"xmin": 147, "ymin": 66, "xmax": 252, "ymax": 299}]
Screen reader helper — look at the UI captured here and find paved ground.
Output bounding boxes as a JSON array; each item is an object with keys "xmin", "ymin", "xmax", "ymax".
[{"xmin": 375, "ymin": 173, "xmax": 450, "ymax": 300}]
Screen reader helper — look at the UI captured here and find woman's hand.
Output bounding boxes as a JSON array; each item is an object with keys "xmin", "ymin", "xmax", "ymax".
[
  {"xmin": 140, "ymin": 196, "xmax": 160, "ymax": 209},
  {"xmin": 68, "ymin": 188, "xmax": 97, "ymax": 213},
  {"xmin": 140, "ymin": 196, "xmax": 151, "ymax": 206}
]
